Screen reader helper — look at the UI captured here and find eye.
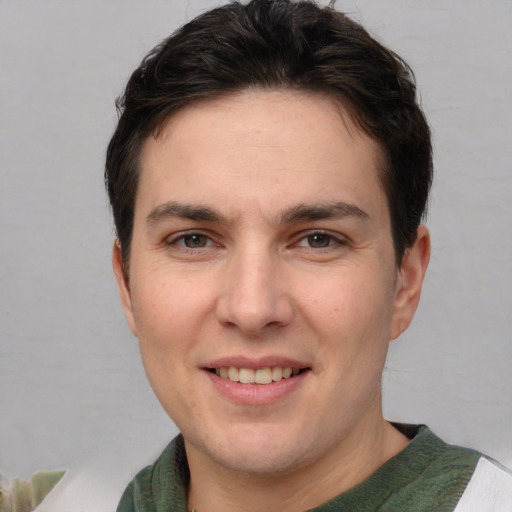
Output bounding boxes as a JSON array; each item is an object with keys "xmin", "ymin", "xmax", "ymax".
[
  {"xmin": 305, "ymin": 233, "xmax": 333, "ymax": 248},
  {"xmin": 296, "ymin": 231, "xmax": 342, "ymax": 249},
  {"xmin": 167, "ymin": 231, "xmax": 217, "ymax": 250},
  {"xmin": 181, "ymin": 233, "xmax": 209, "ymax": 248}
]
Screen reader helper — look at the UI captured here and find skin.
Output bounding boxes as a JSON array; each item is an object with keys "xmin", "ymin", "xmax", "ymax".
[{"xmin": 113, "ymin": 89, "xmax": 430, "ymax": 512}]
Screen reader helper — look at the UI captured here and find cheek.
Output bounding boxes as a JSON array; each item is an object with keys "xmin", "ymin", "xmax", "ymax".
[
  {"xmin": 129, "ymin": 275, "xmax": 209, "ymax": 412},
  {"xmin": 300, "ymin": 267, "xmax": 395, "ymax": 341},
  {"xmin": 130, "ymin": 273, "xmax": 208, "ymax": 355}
]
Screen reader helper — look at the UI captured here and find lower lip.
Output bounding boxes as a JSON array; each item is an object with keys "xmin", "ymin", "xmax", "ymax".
[{"xmin": 204, "ymin": 370, "xmax": 309, "ymax": 405}]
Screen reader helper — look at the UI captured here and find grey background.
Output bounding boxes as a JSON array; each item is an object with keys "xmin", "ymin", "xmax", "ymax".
[{"xmin": 1, "ymin": 0, "xmax": 511, "ymax": 501}]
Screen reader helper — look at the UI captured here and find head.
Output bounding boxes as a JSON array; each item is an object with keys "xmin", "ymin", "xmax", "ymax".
[
  {"xmin": 105, "ymin": 0, "xmax": 432, "ymax": 274},
  {"xmin": 106, "ymin": 0, "xmax": 432, "ymax": 495}
]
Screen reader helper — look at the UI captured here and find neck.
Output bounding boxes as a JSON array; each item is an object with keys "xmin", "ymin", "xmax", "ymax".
[{"xmin": 186, "ymin": 416, "xmax": 409, "ymax": 512}]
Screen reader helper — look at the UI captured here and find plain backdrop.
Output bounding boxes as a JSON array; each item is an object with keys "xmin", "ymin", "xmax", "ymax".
[{"xmin": 1, "ymin": 0, "xmax": 511, "ymax": 507}]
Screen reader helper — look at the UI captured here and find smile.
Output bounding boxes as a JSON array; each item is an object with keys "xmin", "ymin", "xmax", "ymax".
[{"xmin": 210, "ymin": 367, "xmax": 304, "ymax": 384}]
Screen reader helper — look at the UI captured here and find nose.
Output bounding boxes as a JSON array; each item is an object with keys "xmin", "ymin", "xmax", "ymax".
[{"xmin": 215, "ymin": 246, "xmax": 294, "ymax": 336}]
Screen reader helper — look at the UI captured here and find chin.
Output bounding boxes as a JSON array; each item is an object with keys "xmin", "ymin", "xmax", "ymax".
[
  {"xmin": 187, "ymin": 421, "xmax": 317, "ymax": 477},
  {"xmin": 215, "ymin": 445, "xmax": 305, "ymax": 477}
]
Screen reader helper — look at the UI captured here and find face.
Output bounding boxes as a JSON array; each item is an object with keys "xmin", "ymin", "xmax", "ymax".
[{"xmin": 114, "ymin": 90, "xmax": 428, "ymax": 478}]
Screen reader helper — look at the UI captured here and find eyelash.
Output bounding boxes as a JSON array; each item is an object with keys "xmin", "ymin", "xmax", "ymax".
[
  {"xmin": 294, "ymin": 230, "xmax": 348, "ymax": 251},
  {"xmin": 166, "ymin": 231, "xmax": 218, "ymax": 250}
]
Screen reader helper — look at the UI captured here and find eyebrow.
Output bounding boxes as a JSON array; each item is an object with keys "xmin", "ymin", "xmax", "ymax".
[
  {"xmin": 279, "ymin": 202, "xmax": 370, "ymax": 224},
  {"xmin": 147, "ymin": 201, "xmax": 229, "ymax": 225},
  {"xmin": 146, "ymin": 200, "xmax": 370, "ymax": 227}
]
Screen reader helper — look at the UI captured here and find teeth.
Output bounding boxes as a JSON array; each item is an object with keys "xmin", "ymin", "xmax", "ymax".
[
  {"xmin": 239, "ymin": 368, "xmax": 255, "ymax": 384},
  {"xmin": 227, "ymin": 367, "xmax": 239, "ymax": 381},
  {"xmin": 272, "ymin": 367, "xmax": 283, "ymax": 381},
  {"xmin": 255, "ymin": 368, "xmax": 272, "ymax": 384},
  {"xmin": 214, "ymin": 366, "xmax": 301, "ymax": 384}
]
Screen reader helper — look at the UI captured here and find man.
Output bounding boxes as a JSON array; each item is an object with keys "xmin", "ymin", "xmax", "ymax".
[{"xmin": 106, "ymin": 0, "xmax": 512, "ymax": 510}]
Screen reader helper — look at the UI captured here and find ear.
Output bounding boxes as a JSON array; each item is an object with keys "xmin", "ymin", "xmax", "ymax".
[
  {"xmin": 391, "ymin": 225, "xmax": 430, "ymax": 340},
  {"xmin": 112, "ymin": 240, "xmax": 138, "ymax": 336}
]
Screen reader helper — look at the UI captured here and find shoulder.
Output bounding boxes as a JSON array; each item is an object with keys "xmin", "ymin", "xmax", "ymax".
[
  {"xmin": 389, "ymin": 424, "xmax": 512, "ymax": 512},
  {"xmin": 392, "ymin": 423, "xmax": 483, "ymax": 482},
  {"xmin": 116, "ymin": 435, "xmax": 188, "ymax": 512}
]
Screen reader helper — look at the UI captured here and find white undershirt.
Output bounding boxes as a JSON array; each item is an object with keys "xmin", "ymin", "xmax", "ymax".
[{"xmin": 454, "ymin": 457, "xmax": 512, "ymax": 512}]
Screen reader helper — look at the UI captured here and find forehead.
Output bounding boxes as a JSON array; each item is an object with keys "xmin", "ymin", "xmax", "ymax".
[{"xmin": 136, "ymin": 89, "xmax": 387, "ymax": 223}]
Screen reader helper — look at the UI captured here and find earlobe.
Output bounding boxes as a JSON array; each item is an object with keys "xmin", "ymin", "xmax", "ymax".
[
  {"xmin": 391, "ymin": 225, "xmax": 430, "ymax": 340},
  {"xmin": 112, "ymin": 240, "xmax": 138, "ymax": 336}
]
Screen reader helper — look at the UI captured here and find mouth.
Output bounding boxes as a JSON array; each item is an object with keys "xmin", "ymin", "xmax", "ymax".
[{"xmin": 207, "ymin": 366, "xmax": 309, "ymax": 384}]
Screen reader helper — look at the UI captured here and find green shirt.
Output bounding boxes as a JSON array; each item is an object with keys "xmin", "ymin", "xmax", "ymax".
[{"xmin": 116, "ymin": 424, "xmax": 483, "ymax": 512}]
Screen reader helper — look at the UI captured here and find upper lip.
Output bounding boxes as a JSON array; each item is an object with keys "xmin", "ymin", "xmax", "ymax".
[{"xmin": 203, "ymin": 355, "xmax": 311, "ymax": 370}]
